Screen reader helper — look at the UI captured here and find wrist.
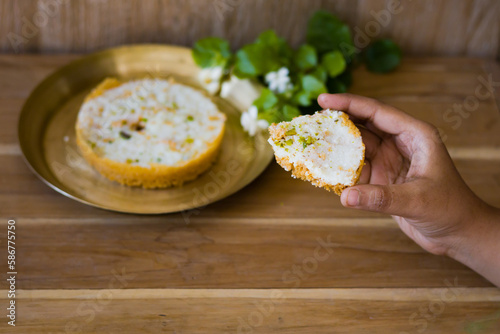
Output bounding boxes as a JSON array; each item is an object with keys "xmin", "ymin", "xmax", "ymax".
[{"xmin": 445, "ymin": 203, "xmax": 500, "ymax": 271}]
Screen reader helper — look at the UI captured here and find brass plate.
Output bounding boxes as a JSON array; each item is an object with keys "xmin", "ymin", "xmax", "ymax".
[{"xmin": 18, "ymin": 45, "xmax": 273, "ymax": 214}]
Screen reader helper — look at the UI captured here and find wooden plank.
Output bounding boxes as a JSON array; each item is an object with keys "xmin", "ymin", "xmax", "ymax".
[
  {"xmin": 0, "ymin": 154, "xmax": 384, "ymax": 219},
  {"xmin": 12, "ymin": 288, "xmax": 500, "ymax": 301},
  {"xmin": 2, "ymin": 290, "xmax": 500, "ymax": 333},
  {"xmin": 350, "ymin": 58, "xmax": 500, "ymax": 149},
  {"xmin": 484, "ymin": 58, "xmax": 500, "ymax": 109},
  {"xmin": 0, "ymin": 99, "xmax": 24, "ymax": 144},
  {"xmin": 2, "ymin": 154, "xmax": 500, "ymax": 219},
  {"xmin": 356, "ymin": 0, "xmax": 500, "ymax": 57},
  {"xmin": 0, "ymin": 56, "xmax": 498, "ymax": 332},
  {"xmin": 1, "ymin": 57, "xmax": 498, "ymax": 147},
  {"xmin": 0, "ymin": 55, "xmax": 79, "ymax": 98},
  {"xmin": 0, "ymin": 0, "xmax": 498, "ymax": 57},
  {"xmin": 0, "ymin": 213, "xmax": 492, "ymax": 290}
]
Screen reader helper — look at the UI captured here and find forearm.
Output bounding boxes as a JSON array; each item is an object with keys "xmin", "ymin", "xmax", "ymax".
[{"xmin": 446, "ymin": 204, "xmax": 500, "ymax": 287}]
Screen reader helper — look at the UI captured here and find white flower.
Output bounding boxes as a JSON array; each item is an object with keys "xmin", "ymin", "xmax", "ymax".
[
  {"xmin": 240, "ymin": 105, "xmax": 269, "ymax": 136},
  {"xmin": 220, "ymin": 75, "xmax": 239, "ymax": 98},
  {"xmin": 198, "ymin": 66, "xmax": 224, "ymax": 95},
  {"xmin": 265, "ymin": 67, "xmax": 293, "ymax": 94},
  {"xmin": 220, "ymin": 75, "xmax": 262, "ymax": 111}
]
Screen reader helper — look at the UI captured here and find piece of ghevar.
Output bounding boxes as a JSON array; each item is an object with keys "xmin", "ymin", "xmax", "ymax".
[
  {"xmin": 75, "ymin": 78, "xmax": 226, "ymax": 188},
  {"xmin": 268, "ymin": 109, "xmax": 365, "ymax": 195}
]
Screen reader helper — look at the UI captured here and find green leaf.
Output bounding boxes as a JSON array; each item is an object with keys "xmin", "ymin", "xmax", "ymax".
[
  {"xmin": 259, "ymin": 109, "xmax": 279, "ymax": 124},
  {"xmin": 253, "ymin": 88, "xmax": 279, "ymax": 110},
  {"xmin": 192, "ymin": 37, "xmax": 231, "ymax": 68},
  {"xmin": 301, "ymin": 74, "xmax": 327, "ymax": 97},
  {"xmin": 256, "ymin": 30, "xmax": 293, "ymax": 68},
  {"xmin": 293, "ymin": 90, "xmax": 312, "ymax": 107},
  {"xmin": 321, "ymin": 50, "xmax": 346, "ymax": 77},
  {"xmin": 233, "ymin": 44, "xmax": 266, "ymax": 78},
  {"xmin": 306, "ymin": 11, "xmax": 354, "ymax": 57},
  {"xmin": 259, "ymin": 104, "xmax": 301, "ymax": 124},
  {"xmin": 233, "ymin": 30, "xmax": 293, "ymax": 78},
  {"xmin": 282, "ymin": 104, "xmax": 301, "ymax": 121},
  {"xmin": 292, "ymin": 75, "xmax": 327, "ymax": 106},
  {"xmin": 364, "ymin": 39, "xmax": 402, "ymax": 73},
  {"xmin": 310, "ymin": 65, "xmax": 328, "ymax": 83},
  {"xmin": 293, "ymin": 44, "xmax": 317, "ymax": 71},
  {"xmin": 256, "ymin": 30, "xmax": 283, "ymax": 46}
]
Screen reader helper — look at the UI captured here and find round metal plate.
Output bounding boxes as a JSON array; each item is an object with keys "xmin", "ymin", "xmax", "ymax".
[{"xmin": 18, "ymin": 45, "xmax": 273, "ymax": 214}]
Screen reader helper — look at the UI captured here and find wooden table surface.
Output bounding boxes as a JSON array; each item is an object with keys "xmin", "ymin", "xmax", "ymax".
[{"xmin": 1, "ymin": 55, "xmax": 500, "ymax": 333}]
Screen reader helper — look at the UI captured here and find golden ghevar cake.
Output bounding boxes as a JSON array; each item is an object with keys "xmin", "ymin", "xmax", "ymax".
[
  {"xmin": 75, "ymin": 78, "xmax": 226, "ymax": 188},
  {"xmin": 268, "ymin": 109, "xmax": 365, "ymax": 195}
]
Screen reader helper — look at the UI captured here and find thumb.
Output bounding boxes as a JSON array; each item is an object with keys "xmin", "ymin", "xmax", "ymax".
[{"xmin": 340, "ymin": 183, "xmax": 417, "ymax": 216}]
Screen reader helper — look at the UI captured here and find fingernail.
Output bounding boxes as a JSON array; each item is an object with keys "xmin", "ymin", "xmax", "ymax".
[{"xmin": 346, "ymin": 189, "xmax": 360, "ymax": 207}]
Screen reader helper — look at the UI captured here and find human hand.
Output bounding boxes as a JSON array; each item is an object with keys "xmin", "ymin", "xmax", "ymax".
[{"xmin": 318, "ymin": 93, "xmax": 498, "ymax": 259}]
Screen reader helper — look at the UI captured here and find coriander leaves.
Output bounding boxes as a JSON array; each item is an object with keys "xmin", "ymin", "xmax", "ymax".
[
  {"xmin": 192, "ymin": 37, "xmax": 232, "ymax": 68},
  {"xmin": 192, "ymin": 10, "xmax": 401, "ymax": 136}
]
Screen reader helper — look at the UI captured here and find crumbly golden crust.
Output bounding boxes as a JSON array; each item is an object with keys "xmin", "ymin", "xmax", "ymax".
[
  {"xmin": 274, "ymin": 155, "xmax": 363, "ymax": 196},
  {"xmin": 84, "ymin": 77, "xmax": 123, "ymax": 101},
  {"xmin": 75, "ymin": 78, "xmax": 225, "ymax": 188},
  {"xmin": 76, "ymin": 128, "xmax": 223, "ymax": 188}
]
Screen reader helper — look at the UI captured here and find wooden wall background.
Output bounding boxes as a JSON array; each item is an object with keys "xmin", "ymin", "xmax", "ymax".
[{"xmin": 0, "ymin": 0, "xmax": 499, "ymax": 58}]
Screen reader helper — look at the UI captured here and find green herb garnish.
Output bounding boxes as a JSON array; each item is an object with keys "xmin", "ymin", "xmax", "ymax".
[
  {"xmin": 299, "ymin": 136, "xmax": 316, "ymax": 149},
  {"xmin": 120, "ymin": 131, "xmax": 131, "ymax": 139}
]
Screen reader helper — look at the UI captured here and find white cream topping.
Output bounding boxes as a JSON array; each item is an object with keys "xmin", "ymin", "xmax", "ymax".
[
  {"xmin": 77, "ymin": 79, "xmax": 225, "ymax": 168},
  {"xmin": 268, "ymin": 109, "xmax": 364, "ymax": 186}
]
